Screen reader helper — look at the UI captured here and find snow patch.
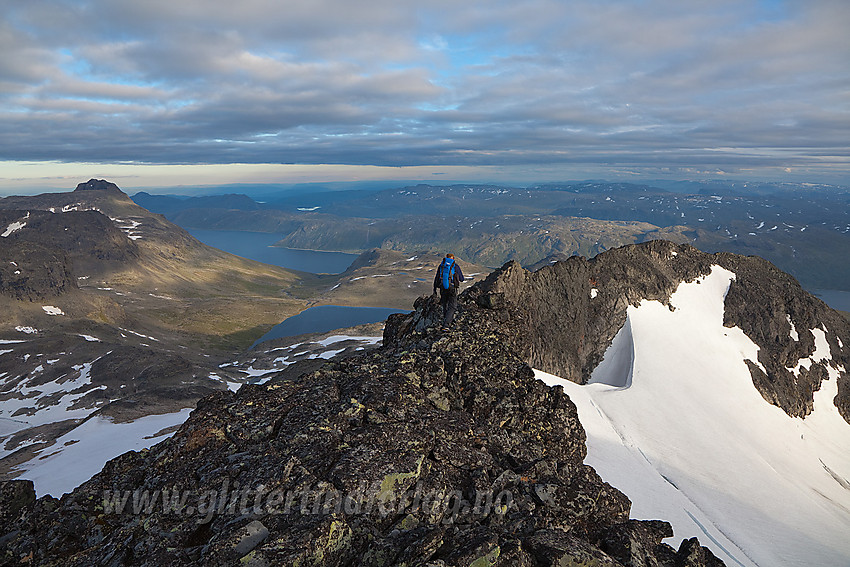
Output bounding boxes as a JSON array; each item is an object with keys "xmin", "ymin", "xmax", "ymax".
[
  {"xmin": 14, "ymin": 408, "xmax": 193, "ymax": 497},
  {"xmin": 1, "ymin": 213, "xmax": 30, "ymax": 237},
  {"xmin": 590, "ymin": 288, "xmax": 598, "ymax": 299},
  {"xmin": 316, "ymin": 334, "xmax": 382, "ymax": 347},
  {"xmin": 786, "ymin": 327, "xmax": 832, "ymax": 378},
  {"xmin": 0, "ymin": 362, "xmax": 106, "ymax": 433},
  {"xmin": 310, "ymin": 348, "xmax": 346, "ymax": 360},
  {"xmin": 786, "ymin": 314, "xmax": 799, "ymax": 341},
  {"xmin": 41, "ymin": 306, "xmax": 65, "ymax": 316},
  {"xmin": 119, "ymin": 328, "xmax": 159, "ymax": 342},
  {"xmin": 15, "ymin": 326, "xmax": 38, "ymax": 334}
]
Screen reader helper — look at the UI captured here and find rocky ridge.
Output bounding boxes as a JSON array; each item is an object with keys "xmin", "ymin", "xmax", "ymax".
[
  {"xmin": 446, "ymin": 240, "xmax": 849, "ymax": 423},
  {"xmin": 0, "ymin": 243, "xmax": 737, "ymax": 566}
]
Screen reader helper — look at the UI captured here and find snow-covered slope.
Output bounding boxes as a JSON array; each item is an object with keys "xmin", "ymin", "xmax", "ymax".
[
  {"xmin": 1, "ymin": 331, "xmax": 384, "ymax": 497},
  {"xmin": 16, "ymin": 409, "xmax": 192, "ymax": 497},
  {"xmin": 536, "ymin": 265, "xmax": 850, "ymax": 567}
]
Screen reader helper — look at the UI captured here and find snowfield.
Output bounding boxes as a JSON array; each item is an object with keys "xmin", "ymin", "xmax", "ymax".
[
  {"xmin": 536, "ymin": 266, "xmax": 850, "ymax": 567},
  {"xmin": 16, "ymin": 408, "xmax": 193, "ymax": 497}
]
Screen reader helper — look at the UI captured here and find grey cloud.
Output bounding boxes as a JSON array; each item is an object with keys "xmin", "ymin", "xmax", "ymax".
[{"xmin": 0, "ymin": 0, "xmax": 848, "ymax": 182}]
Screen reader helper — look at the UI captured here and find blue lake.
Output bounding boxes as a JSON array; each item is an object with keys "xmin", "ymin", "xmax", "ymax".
[
  {"xmin": 811, "ymin": 289, "xmax": 850, "ymax": 312},
  {"xmin": 252, "ymin": 305, "xmax": 407, "ymax": 347},
  {"xmin": 187, "ymin": 229, "xmax": 357, "ymax": 274}
]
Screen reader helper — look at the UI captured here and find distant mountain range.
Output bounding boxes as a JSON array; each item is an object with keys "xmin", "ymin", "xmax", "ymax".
[{"xmin": 132, "ymin": 181, "xmax": 850, "ymax": 291}]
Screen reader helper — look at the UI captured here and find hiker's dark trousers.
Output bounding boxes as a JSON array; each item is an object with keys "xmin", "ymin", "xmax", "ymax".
[{"xmin": 439, "ymin": 287, "xmax": 458, "ymax": 327}]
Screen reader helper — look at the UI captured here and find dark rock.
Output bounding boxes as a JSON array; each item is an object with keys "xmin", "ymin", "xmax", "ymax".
[
  {"xmin": 74, "ymin": 179, "xmax": 125, "ymax": 194},
  {"xmin": 0, "ymin": 480, "xmax": 35, "ymax": 526},
  {"xmin": 525, "ymin": 528, "xmax": 623, "ymax": 566},
  {"xmin": 597, "ymin": 520, "xmax": 676, "ymax": 567},
  {"xmin": 673, "ymin": 538, "xmax": 725, "ymax": 567},
  {"xmin": 0, "ymin": 238, "xmax": 76, "ymax": 300},
  {"xmin": 0, "ymin": 208, "xmax": 140, "ymax": 278},
  {"xmin": 718, "ymin": 252, "xmax": 850, "ymax": 419}
]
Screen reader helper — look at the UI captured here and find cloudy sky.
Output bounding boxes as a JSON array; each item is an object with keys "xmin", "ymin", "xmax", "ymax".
[{"xmin": 2, "ymin": 0, "xmax": 848, "ymax": 192}]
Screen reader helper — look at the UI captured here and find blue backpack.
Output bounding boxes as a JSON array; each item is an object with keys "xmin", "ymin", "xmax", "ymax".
[{"xmin": 440, "ymin": 257, "xmax": 456, "ymax": 290}]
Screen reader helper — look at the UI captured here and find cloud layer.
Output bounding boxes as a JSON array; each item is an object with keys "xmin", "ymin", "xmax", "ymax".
[{"xmin": 2, "ymin": 0, "xmax": 849, "ymax": 181}]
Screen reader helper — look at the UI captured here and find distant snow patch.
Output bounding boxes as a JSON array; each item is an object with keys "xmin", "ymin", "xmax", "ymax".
[
  {"xmin": 110, "ymin": 217, "xmax": 143, "ymax": 240},
  {"xmin": 310, "ymin": 348, "xmax": 346, "ymax": 360},
  {"xmin": 316, "ymin": 334, "xmax": 382, "ymax": 347},
  {"xmin": 590, "ymin": 288, "xmax": 599, "ymax": 299},
  {"xmin": 119, "ymin": 328, "xmax": 159, "ymax": 342},
  {"xmin": 2, "ymin": 213, "xmax": 29, "ymax": 237},
  {"xmin": 78, "ymin": 334, "xmax": 101, "ymax": 342},
  {"xmin": 41, "ymin": 306, "xmax": 64, "ymax": 316},
  {"xmin": 15, "ymin": 326, "xmax": 38, "ymax": 334}
]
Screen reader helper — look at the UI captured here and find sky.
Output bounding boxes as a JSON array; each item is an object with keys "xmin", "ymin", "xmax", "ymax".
[{"xmin": 1, "ymin": 0, "xmax": 849, "ymax": 194}]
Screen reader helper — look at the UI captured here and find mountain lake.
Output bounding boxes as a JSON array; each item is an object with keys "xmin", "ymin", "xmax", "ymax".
[
  {"xmin": 187, "ymin": 229, "xmax": 357, "ymax": 274},
  {"xmin": 251, "ymin": 305, "xmax": 407, "ymax": 347}
]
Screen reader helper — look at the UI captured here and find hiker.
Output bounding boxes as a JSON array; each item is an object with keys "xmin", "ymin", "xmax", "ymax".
[{"xmin": 433, "ymin": 253, "xmax": 465, "ymax": 331}]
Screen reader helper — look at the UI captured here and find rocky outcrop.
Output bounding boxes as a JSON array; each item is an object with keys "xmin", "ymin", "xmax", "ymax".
[
  {"xmin": 0, "ymin": 239, "xmax": 76, "ymax": 300},
  {"xmin": 74, "ymin": 179, "xmax": 125, "ymax": 194},
  {"xmin": 437, "ymin": 240, "xmax": 849, "ymax": 422},
  {"xmin": 0, "ymin": 208, "xmax": 140, "ymax": 278},
  {"xmin": 0, "ymin": 246, "xmax": 725, "ymax": 566},
  {"xmin": 718, "ymin": 252, "xmax": 850, "ymax": 420}
]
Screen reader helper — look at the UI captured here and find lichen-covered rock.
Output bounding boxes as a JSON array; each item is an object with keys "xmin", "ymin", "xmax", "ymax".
[{"xmin": 0, "ymin": 242, "xmax": 745, "ymax": 566}]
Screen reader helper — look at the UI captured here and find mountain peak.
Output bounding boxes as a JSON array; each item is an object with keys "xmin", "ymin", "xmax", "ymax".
[{"xmin": 74, "ymin": 178, "xmax": 125, "ymax": 194}]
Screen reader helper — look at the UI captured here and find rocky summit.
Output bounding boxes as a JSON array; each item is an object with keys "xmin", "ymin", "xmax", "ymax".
[
  {"xmin": 452, "ymin": 240, "xmax": 849, "ymax": 423},
  {"xmin": 0, "ymin": 243, "xmax": 736, "ymax": 567},
  {"xmin": 3, "ymin": 240, "xmax": 847, "ymax": 566}
]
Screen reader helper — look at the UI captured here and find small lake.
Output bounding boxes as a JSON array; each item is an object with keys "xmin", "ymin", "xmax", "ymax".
[
  {"xmin": 251, "ymin": 305, "xmax": 407, "ymax": 347},
  {"xmin": 187, "ymin": 229, "xmax": 357, "ymax": 274},
  {"xmin": 810, "ymin": 289, "xmax": 850, "ymax": 312}
]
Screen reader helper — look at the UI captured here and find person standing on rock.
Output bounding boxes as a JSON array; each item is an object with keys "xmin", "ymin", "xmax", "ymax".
[{"xmin": 433, "ymin": 253, "xmax": 465, "ymax": 331}]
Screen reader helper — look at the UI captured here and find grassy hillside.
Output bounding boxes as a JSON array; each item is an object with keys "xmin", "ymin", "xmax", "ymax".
[{"xmin": 0, "ymin": 181, "xmax": 313, "ymax": 351}]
